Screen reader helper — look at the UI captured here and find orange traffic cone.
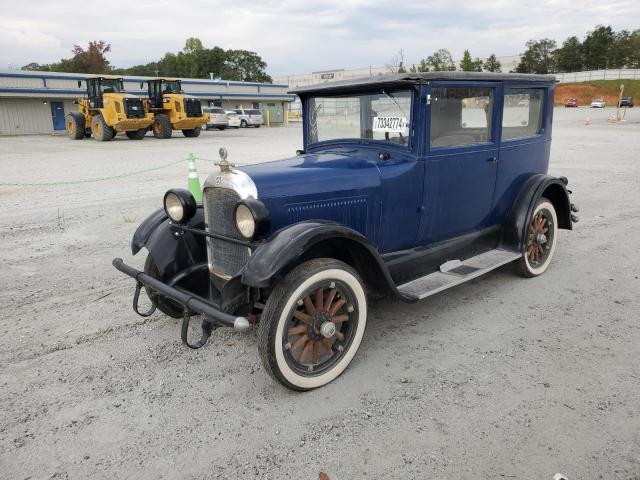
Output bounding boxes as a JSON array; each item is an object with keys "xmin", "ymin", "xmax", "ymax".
[{"xmin": 584, "ymin": 116, "xmax": 591, "ymax": 126}]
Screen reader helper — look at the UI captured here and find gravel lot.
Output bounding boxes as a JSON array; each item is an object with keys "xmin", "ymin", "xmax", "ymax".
[{"xmin": 1, "ymin": 108, "xmax": 639, "ymax": 479}]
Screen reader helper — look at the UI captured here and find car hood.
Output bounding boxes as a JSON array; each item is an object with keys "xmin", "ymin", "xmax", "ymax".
[
  {"xmin": 237, "ymin": 152, "xmax": 382, "ymax": 238},
  {"xmin": 238, "ymin": 152, "xmax": 381, "ymax": 199}
]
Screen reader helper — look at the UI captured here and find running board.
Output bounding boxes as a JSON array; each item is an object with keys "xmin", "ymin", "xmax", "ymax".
[{"xmin": 397, "ymin": 249, "xmax": 522, "ymax": 300}]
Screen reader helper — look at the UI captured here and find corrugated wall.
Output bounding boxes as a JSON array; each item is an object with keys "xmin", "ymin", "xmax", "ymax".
[{"xmin": 0, "ymin": 98, "xmax": 75, "ymax": 135}]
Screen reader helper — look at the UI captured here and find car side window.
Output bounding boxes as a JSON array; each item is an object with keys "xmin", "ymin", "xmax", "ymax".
[
  {"xmin": 502, "ymin": 88, "xmax": 544, "ymax": 140},
  {"xmin": 430, "ymin": 87, "xmax": 494, "ymax": 148}
]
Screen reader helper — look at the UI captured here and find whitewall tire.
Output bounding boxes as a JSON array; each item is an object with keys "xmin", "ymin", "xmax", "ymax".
[
  {"xmin": 517, "ymin": 198, "xmax": 558, "ymax": 277},
  {"xmin": 257, "ymin": 258, "xmax": 367, "ymax": 391}
]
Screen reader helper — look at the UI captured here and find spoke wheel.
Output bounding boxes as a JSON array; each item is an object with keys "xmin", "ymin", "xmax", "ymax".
[
  {"xmin": 517, "ymin": 198, "xmax": 558, "ymax": 277},
  {"xmin": 258, "ymin": 258, "xmax": 367, "ymax": 391},
  {"xmin": 283, "ymin": 281, "xmax": 357, "ymax": 376}
]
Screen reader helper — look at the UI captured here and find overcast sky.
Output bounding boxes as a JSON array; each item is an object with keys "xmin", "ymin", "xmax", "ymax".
[{"xmin": 0, "ymin": 0, "xmax": 638, "ymax": 76}]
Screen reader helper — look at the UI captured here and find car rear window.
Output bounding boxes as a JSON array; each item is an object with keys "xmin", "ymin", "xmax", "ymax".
[
  {"xmin": 210, "ymin": 108, "xmax": 225, "ymax": 114},
  {"xmin": 248, "ymin": 110, "xmax": 262, "ymax": 115},
  {"xmin": 501, "ymin": 88, "xmax": 544, "ymax": 140}
]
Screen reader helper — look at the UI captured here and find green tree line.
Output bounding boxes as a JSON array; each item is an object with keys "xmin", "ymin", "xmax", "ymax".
[
  {"xmin": 396, "ymin": 24, "xmax": 638, "ymax": 74},
  {"xmin": 21, "ymin": 37, "xmax": 272, "ymax": 82},
  {"xmin": 516, "ymin": 25, "xmax": 640, "ymax": 74}
]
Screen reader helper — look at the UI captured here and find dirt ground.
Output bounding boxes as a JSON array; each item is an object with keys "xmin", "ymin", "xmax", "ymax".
[{"xmin": 1, "ymin": 109, "xmax": 639, "ymax": 480}]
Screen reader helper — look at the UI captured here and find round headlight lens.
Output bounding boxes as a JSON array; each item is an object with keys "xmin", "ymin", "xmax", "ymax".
[
  {"xmin": 164, "ymin": 192, "xmax": 184, "ymax": 222},
  {"xmin": 235, "ymin": 203, "xmax": 255, "ymax": 238}
]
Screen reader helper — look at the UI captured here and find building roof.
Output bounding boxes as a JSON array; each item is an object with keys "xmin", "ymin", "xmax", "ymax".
[{"xmin": 290, "ymin": 71, "xmax": 556, "ymax": 95}]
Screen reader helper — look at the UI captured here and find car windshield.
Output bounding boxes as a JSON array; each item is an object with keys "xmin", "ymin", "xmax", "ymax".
[
  {"xmin": 162, "ymin": 81, "xmax": 182, "ymax": 93},
  {"xmin": 100, "ymin": 79, "xmax": 123, "ymax": 94},
  {"xmin": 307, "ymin": 90, "xmax": 412, "ymax": 146}
]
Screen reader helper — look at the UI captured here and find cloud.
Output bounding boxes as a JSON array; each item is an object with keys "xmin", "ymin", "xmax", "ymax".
[{"xmin": 0, "ymin": 0, "xmax": 638, "ymax": 75}]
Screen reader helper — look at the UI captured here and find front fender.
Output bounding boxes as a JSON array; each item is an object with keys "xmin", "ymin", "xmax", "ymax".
[
  {"xmin": 130, "ymin": 206, "xmax": 207, "ymax": 282},
  {"xmin": 241, "ymin": 220, "xmax": 406, "ymax": 299},
  {"xmin": 502, "ymin": 174, "xmax": 572, "ymax": 250}
]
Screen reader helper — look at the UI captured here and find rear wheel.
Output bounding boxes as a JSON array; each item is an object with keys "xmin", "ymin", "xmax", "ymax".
[
  {"xmin": 258, "ymin": 258, "xmax": 367, "ymax": 391},
  {"xmin": 125, "ymin": 128, "xmax": 147, "ymax": 140},
  {"xmin": 217, "ymin": 126, "xmax": 226, "ymax": 130},
  {"xmin": 91, "ymin": 114, "xmax": 115, "ymax": 141},
  {"xmin": 254, "ymin": 124, "xmax": 261, "ymax": 128},
  {"xmin": 152, "ymin": 114, "xmax": 172, "ymax": 139},
  {"xmin": 66, "ymin": 112, "xmax": 85, "ymax": 140},
  {"xmin": 516, "ymin": 198, "xmax": 558, "ymax": 277},
  {"xmin": 240, "ymin": 119, "xmax": 248, "ymax": 128},
  {"xmin": 182, "ymin": 128, "xmax": 201, "ymax": 137},
  {"xmin": 143, "ymin": 255, "xmax": 183, "ymax": 318}
]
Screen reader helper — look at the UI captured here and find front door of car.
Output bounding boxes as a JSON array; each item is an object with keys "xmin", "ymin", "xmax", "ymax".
[{"xmin": 416, "ymin": 82, "xmax": 501, "ymax": 245}]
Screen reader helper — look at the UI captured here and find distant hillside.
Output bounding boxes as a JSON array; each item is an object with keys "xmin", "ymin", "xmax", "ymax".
[{"xmin": 555, "ymin": 80, "xmax": 640, "ymax": 106}]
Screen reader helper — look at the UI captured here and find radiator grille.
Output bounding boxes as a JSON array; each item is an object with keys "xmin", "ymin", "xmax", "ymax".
[
  {"xmin": 124, "ymin": 98, "xmax": 145, "ymax": 118},
  {"xmin": 203, "ymin": 187, "xmax": 250, "ymax": 279},
  {"xmin": 184, "ymin": 98, "xmax": 203, "ymax": 117}
]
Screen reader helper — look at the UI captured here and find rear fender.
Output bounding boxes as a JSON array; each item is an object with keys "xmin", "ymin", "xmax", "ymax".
[
  {"xmin": 131, "ymin": 206, "xmax": 207, "ymax": 281},
  {"xmin": 241, "ymin": 221, "xmax": 407, "ymax": 300},
  {"xmin": 502, "ymin": 174, "xmax": 572, "ymax": 250}
]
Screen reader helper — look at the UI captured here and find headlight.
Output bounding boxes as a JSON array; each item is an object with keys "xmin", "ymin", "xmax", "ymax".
[
  {"xmin": 163, "ymin": 188, "xmax": 196, "ymax": 224},
  {"xmin": 234, "ymin": 198, "xmax": 270, "ymax": 239}
]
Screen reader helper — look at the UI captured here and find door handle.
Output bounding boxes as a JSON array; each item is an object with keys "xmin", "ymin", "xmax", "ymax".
[{"xmin": 487, "ymin": 156, "xmax": 500, "ymax": 164}]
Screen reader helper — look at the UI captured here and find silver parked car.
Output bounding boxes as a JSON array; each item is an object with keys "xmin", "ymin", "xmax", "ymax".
[
  {"xmin": 590, "ymin": 98, "xmax": 606, "ymax": 108},
  {"xmin": 234, "ymin": 109, "xmax": 263, "ymax": 128},
  {"xmin": 225, "ymin": 111, "xmax": 241, "ymax": 128},
  {"xmin": 203, "ymin": 107, "xmax": 229, "ymax": 130}
]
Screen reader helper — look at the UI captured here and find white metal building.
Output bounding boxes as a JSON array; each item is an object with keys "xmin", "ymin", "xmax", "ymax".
[{"xmin": 0, "ymin": 70, "xmax": 295, "ymax": 135}]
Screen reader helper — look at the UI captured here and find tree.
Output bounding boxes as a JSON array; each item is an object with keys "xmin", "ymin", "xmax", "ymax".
[
  {"xmin": 483, "ymin": 54, "xmax": 502, "ymax": 72},
  {"xmin": 425, "ymin": 49, "xmax": 456, "ymax": 71},
  {"xmin": 554, "ymin": 36, "xmax": 583, "ymax": 72},
  {"xmin": 582, "ymin": 25, "xmax": 615, "ymax": 70},
  {"xmin": 625, "ymin": 29, "xmax": 640, "ymax": 68},
  {"xmin": 409, "ymin": 59, "xmax": 430, "ymax": 73},
  {"xmin": 21, "ymin": 62, "xmax": 51, "ymax": 71},
  {"xmin": 459, "ymin": 49, "xmax": 483, "ymax": 72},
  {"xmin": 222, "ymin": 50, "xmax": 272, "ymax": 82},
  {"xmin": 386, "ymin": 49, "xmax": 407, "ymax": 73},
  {"xmin": 71, "ymin": 41, "xmax": 112, "ymax": 73},
  {"xmin": 515, "ymin": 38, "xmax": 557, "ymax": 74}
]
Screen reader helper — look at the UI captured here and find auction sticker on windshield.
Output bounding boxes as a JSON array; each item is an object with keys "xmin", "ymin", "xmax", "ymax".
[{"xmin": 372, "ymin": 116, "xmax": 407, "ymax": 133}]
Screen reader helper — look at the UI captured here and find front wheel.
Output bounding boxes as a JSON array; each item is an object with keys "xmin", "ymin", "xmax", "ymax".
[
  {"xmin": 258, "ymin": 258, "xmax": 367, "ymax": 391},
  {"xmin": 516, "ymin": 198, "xmax": 558, "ymax": 277},
  {"xmin": 240, "ymin": 120, "xmax": 248, "ymax": 128}
]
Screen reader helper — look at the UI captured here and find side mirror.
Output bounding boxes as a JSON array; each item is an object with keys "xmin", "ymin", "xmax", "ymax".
[
  {"xmin": 77, "ymin": 80, "xmax": 82, "ymax": 88},
  {"xmin": 140, "ymin": 81, "xmax": 144, "ymax": 89}
]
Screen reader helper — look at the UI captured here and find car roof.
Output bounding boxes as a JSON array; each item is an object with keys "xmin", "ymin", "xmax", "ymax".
[{"xmin": 290, "ymin": 71, "xmax": 556, "ymax": 95}]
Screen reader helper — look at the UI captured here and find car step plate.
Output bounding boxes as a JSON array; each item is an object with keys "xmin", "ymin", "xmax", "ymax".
[{"xmin": 397, "ymin": 249, "xmax": 522, "ymax": 300}]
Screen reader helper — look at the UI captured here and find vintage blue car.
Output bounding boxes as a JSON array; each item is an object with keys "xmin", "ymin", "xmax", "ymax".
[{"xmin": 114, "ymin": 72, "xmax": 578, "ymax": 390}]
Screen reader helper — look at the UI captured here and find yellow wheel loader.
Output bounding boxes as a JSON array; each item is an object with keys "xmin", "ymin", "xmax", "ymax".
[
  {"xmin": 145, "ymin": 79, "xmax": 209, "ymax": 139},
  {"xmin": 66, "ymin": 76, "xmax": 154, "ymax": 141}
]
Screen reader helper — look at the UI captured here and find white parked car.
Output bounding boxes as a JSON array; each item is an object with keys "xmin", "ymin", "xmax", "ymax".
[
  {"xmin": 225, "ymin": 111, "xmax": 241, "ymax": 128},
  {"xmin": 234, "ymin": 109, "xmax": 263, "ymax": 128},
  {"xmin": 203, "ymin": 107, "xmax": 229, "ymax": 130},
  {"xmin": 590, "ymin": 98, "xmax": 606, "ymax": 108}
]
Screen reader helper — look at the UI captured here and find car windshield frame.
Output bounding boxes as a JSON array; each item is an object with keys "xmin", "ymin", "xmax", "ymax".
[{"xmin": 304, "ymin": 88, "xmax": 414, "ymax": 150}]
